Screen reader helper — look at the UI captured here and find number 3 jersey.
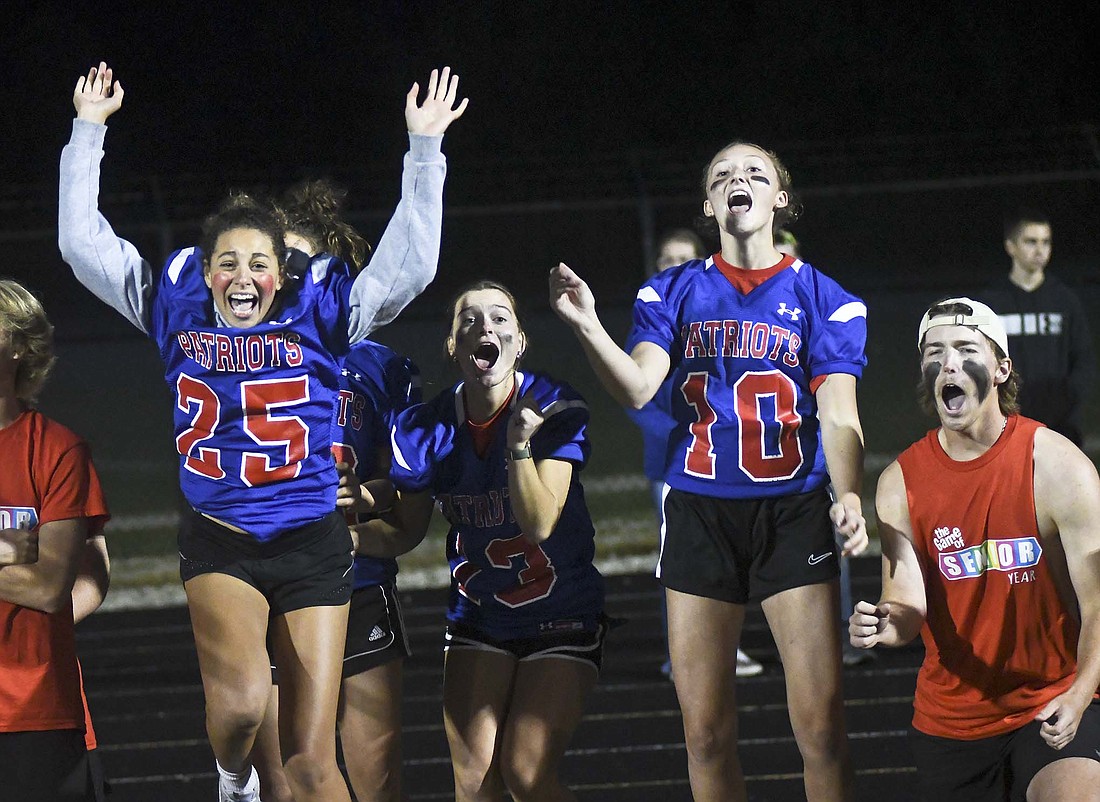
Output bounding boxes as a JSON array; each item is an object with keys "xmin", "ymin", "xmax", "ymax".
[
  {"xmin": 626, "ymin": 254, "xmax": 867, "ymax": 500},
  {"xmin": 390, "ymin": 371, "xmax": 605, "ymax": 640},
  {"xmin": 150, "ymin": 248, "xmax": 354, "ymax": 540}
]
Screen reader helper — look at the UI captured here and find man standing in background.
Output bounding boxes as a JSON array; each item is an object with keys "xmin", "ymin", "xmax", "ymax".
[{"xmin": 981, "ymin": 208, "xmax": 1095, "ymax": 446}]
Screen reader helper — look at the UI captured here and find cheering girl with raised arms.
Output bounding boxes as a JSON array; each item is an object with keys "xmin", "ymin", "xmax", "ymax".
[{"xmin": 58, "ymin": 62, "xmax": 466, "ymax": 802}]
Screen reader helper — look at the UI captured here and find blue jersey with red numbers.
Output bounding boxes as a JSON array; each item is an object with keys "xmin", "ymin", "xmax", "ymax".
[
  {"xmin": 390, "ymin": 371, "xmax": 605, "ymax": 640},
  {"xmin": 148, "ymin": 247, "xmax": 356, "ymax": 540},
  {"xmin": 333, "ymin": 341, "xmax": 421, "ymax": 590},
  {"xmin": 626, "ymin": 255, "xmax": 867, "ymax": 500}
]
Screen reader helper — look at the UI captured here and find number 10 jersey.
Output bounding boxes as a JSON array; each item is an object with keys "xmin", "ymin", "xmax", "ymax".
[{"xmin": 626, "ymin": 256, "xmax": 867, "ymax": 500}]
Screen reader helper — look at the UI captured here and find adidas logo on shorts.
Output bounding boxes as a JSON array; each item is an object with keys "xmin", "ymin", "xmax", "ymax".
[{"xmin": 368, "ymin": 625, "xmax": 386, "ymax": 642}]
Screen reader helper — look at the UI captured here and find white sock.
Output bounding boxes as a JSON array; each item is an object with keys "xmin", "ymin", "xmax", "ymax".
[{"xmin": 215, "ymin": 761, "xmax": 255, "ymax": 792}]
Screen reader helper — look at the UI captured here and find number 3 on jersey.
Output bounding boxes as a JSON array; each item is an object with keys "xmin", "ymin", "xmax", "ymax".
[
  {"xmin": 680, "ymin": 370, "xmax": 803, "ymax": 481},
  {"xmin": 176, "ymin": 373, "xmax": 310, "ymax": 486},
  {"xmin": 453, "ymin": 534, "xmax": 556, "ymax": 608}
]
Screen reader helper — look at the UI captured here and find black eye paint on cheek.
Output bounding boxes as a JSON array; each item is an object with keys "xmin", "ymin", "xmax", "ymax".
[
  {"xmin": 962, "ymin": 360, "xmax": 991, "ymax": 402},
  {"xmin": 921, "ymin": 362, "xmax": 941, "ymax": 400},
  {"xmin": 749, "ymin": 175, "xmax": 771, "ymax": 185}
]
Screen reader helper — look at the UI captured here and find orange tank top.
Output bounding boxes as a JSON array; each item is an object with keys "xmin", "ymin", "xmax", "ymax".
[{"xmin": 898, "ymin": 415, "xmax": 1078, "ymax": 739}]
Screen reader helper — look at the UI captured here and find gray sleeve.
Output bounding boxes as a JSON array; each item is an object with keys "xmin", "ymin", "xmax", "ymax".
[
  {"xmin": 347, "ymin": 133, "xmax": 446, "ymax": 342},
  {"xmin": 58, "ymin": 119, "xmax": 154, "ymax": 334}
]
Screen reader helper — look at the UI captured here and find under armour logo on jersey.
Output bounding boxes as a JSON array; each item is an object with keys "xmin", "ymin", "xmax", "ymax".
[{"xmin": 777, "ymin": 302, "xmax": 802, "ymax": 321}]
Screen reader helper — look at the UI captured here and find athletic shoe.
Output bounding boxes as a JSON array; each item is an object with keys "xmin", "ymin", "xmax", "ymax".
[
  {"xmin": 218, "ymin": 765, "xmax": 260, "ymax": 802},
  {"xmin": 736, "ymin": 648, "xmax": 764, "ymax": 677}
]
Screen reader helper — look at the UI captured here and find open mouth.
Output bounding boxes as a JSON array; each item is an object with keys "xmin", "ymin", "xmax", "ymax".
[
  {"xmin": 941, "ymin": 384, "xmax": 965, "ymax": 412},
  {"xmin": 228, "ymin": 292, "xmax": 259, "ymax": 319},
  {"xmin": 472, "ymin": 342, "xmax": 499, "ymax": 371},
  {"xmin": 727, "ymin": 189, "xmax": 752, "ymax": 213}
]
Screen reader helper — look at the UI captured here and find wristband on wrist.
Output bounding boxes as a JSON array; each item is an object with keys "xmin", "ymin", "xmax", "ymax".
[{"xmin": 507, "ymin": 444, "xmax": 533, "ymax": 461}]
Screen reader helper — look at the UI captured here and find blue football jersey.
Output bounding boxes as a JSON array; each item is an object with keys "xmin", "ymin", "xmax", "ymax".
[
  {"xmin": 149, "ymin": 248, "xmax": 356, "ymax": 540},
  {"xmin": 626, "ymin": 257, "xmax": 867, "ymax": 499},
  {"xmin": 333, "ymin": 341, "xmax": 422, "ymax": 590},
  {"xmin": 390, "ymin": 371, "xmax": 605, "ymax": 640},
  {"xmin": 625, "ymin": 378, "xmax": 676, "ymax": 482}
]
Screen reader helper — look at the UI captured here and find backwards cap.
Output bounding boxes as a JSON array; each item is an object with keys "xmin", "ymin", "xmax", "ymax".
[{"xmin": 916, "ymin": 297, "xmax": 1009, "ymax": 358}]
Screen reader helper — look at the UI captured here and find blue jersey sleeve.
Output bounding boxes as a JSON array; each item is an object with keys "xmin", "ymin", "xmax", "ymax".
[
  {"xmin": 625, "ymin": 265, "xmax": 694, "ymax": 355},
  {"xmin": 304, "ymin": 254, "xmax": 356, "ymax": 356},
  {"xmin": 149, "ymin": 248, "xmax": 210, "ymax": 346},
  {"xmin": 799, "ymin": 268, "xmax": 868, "ymax": 381},
  {"xmin": 624, "ymin": 259, "xmax": 708, "ymax": 356},
  {"xmin": 340, "ymin": 343, "xmax": 421, "ymax": 479},
  {"xmin": 390, "ymin": 397, "xmax": 455, "ymax": 493},
  {"xmin": 521, "ymin": 374, "xmax": 591, "ymax": 468}
]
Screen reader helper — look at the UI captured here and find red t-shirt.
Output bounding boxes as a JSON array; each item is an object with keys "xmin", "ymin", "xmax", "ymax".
[
  {"xmin": 0, "ymin": 409, "xmax": 109, "ymax": 734},
  {"xmin": 898, "ymin": 415, "xmax": 1079, "ymax": 739}
]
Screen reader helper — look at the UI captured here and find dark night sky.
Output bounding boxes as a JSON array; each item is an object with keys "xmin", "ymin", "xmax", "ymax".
[
  {"xmin": 4, "ymin": 0, "xmax": 1099, "ymax": 340},
  {"xmin": 7, "ymin": 1, "xmax": 1100, "ymax": 454},
  {"xmin": 6, "ymin": 2, "xmax": 1096, "ymax": 186}
]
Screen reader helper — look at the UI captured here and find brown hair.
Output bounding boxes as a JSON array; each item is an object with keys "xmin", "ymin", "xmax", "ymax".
[
  {"xmin": 444, "ymin": 280, "xmax": 524, "ymax": 363},
  {"xmin": 282, "ymin": 179, "xmax": 371, "ymax": 270},
  {"xmin": 199, "ymin": 192, "xmax": 286, "ymax": 274}
]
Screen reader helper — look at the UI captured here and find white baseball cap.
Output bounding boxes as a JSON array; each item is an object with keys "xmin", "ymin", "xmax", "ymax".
[{"xmin": 917, "ymin": 297, "xmax": 1009, "ymax": 358}]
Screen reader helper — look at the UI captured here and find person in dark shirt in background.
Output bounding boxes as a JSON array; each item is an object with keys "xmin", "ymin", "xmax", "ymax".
[{"xmin": 980, "ymin": 208, "xmax": 1095, "ymax": 447}]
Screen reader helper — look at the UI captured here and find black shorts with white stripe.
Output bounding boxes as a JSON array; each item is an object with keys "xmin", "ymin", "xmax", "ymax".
[
  {"xmin": 444, "ymin": 616, "xmax": 609, "ymax": 673},
  {"xmin": 270, "ymin": 581, "xmax": 410, "ymax": 682}
]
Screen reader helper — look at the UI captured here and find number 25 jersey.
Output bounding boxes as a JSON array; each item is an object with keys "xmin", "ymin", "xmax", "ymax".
[
  {"xmin": 627, "ymin": 255, "xmax": 867, "ymax": 500},
  {"xmin": 149, "ymin": 248, "xmax": 353, "ymax": 540}
]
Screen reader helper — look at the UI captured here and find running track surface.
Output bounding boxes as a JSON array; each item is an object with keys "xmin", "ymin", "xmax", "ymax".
[{"xmin": 79, "ymin": 556, "xmax": 925, "ymax": 801}]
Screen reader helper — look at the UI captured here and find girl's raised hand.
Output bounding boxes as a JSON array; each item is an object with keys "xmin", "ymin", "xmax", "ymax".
[
  {"xmin": 73, "ymin": 62, "xmax": 124, "ymax": 125},
  {"xmin": 549, "ymin": 263, "xmax": 597, "ymax": 331},
  {"xmin": 405, "ymin": 66, "xmax": 469, "ymax": 136}
]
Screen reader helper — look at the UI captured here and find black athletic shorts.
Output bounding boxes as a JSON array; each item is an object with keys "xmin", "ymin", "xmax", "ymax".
[
  {"xmin": 271, "ymin": 580, "xmax": 410, "ymax": 682},
  {"xmin": 179, "ymin": 508, "xmax": 353, "ymax": 615},
  {"xmin": 658, "ymin": 486, "xmax": 838, "ymax": 603},
  {"xmin": 0, "ymin": 729, "xmax": 96, "ymax": 802},
  {"xmin": 444, "ymin": 616, "xmax": 610, "ymax": 673},
  {"xmin": 910, "ymin": 701, "xmax": 1100, "ymax": 802}
]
